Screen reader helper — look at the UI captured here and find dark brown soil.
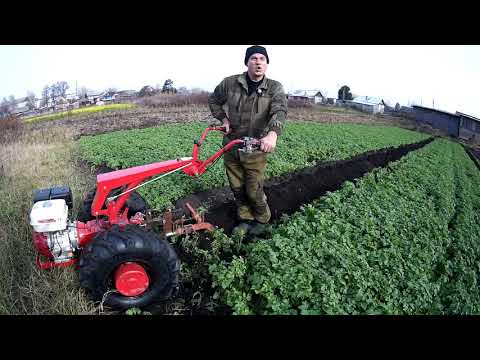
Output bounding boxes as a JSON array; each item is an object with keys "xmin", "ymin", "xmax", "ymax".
[
  {"xmin": 174, "ymin": 137, "xmax": 434, "ymax": 237},
  {"xmin": 27, "ymin": 106, "xmax": 212, "ymax": 139},
  {"xmin": 464, "ymin": 147, "xmax": 480, "ymax": 171}
]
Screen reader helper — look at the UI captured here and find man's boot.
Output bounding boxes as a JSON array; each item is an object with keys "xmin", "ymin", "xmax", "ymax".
[
  {"xmin": 232, "ymin": 220, "xmax": 253, "ymax": 236},
  {"xmin": 249, "ymin": 221, "xmax": 268, "ymax": 237}
]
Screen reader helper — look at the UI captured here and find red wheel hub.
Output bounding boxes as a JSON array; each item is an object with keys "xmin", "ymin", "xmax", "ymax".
[{"xmin": 114, "ymin": 262, "xmax": 150, "ymax": 297}]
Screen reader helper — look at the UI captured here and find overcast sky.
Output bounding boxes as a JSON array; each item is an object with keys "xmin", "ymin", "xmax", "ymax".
[{"xmin": 1, "ymin": 45, "xmax": 479, "ymax": 117}]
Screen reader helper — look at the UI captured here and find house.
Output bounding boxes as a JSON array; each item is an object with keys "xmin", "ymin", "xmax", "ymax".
[
  {"xmin": 11, "ymin": 105, "xmax": 31, "ymax": 116},
  {"xmin": 288, "ymin": 90, "xmax": 326, "ymax": 104},
  {"xmin": 9, "ymin": 97, "xmax": 37, "ymax": 116},
  {"xmin": 115, "ymin": 90, "xmax": 138, "ymax": 102},
  {"xmin": 350, "ymin": 96, "xmax": 387, "ymax": 114},
  {"xmin": 83, "ymin": 90, "xmax": 102, "ymax": 105},
  {"xmin": 456, "ymin": 112, "xmax": 480, "ymax": 141},
  {"xmin": 411, "ymin": 105, "xmax": 461, "ymax": 137},
  {"xmin": 101, "ymin": 93, "xmax": 117, "ymax": 103}
]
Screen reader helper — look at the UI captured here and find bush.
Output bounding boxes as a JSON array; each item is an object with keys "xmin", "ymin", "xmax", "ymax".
[
  {"xmin": 287, "ymin": 98, "xmax": 313, "ymax": 108},
  {"xmin": 0, "ymin": 115, "xmax": 24, "ymax": 143},
  {"xmin": 137, "ymin": 92, "xmax": 209, "ymax": 108}
]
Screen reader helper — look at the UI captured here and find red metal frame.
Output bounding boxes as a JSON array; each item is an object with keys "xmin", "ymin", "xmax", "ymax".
[
  {"xmin": 91, "ymin": 126, "xmax": 243, "ymax": 224},
  {"xmin": 35, "ymin": 126, "xmax": 246, "ymax": 270}
]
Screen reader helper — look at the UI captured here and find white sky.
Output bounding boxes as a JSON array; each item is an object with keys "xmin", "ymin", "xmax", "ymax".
[{"xmin": 1, "ymin": 45, "xmax": 479, "ymax": 117}]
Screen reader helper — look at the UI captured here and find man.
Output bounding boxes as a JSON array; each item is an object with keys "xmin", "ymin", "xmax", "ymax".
[{"xmin": 208, "ymin": 45, "xmax": 288, "ymax": 235}]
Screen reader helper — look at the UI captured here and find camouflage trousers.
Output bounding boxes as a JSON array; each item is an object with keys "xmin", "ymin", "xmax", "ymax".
[{"xmin": 224, "ymin": 149, "xmax": 271, "ymax": 224}]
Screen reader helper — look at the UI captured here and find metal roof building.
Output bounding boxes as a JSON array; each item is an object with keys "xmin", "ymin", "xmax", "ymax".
[
  {"xmin": 412, "ymin": 105, "xmax": 461, "ymax": 137},
  {"xmin": 288, "ymin": 89, "xmax": 326, "ymax": 104},
  {"xmin": 350, "ymin": 96, "xmax": 386, "ymax": 114},
  {"xmin": 456, "ymin": 111, "xmax": 480, "ymax": 141}
]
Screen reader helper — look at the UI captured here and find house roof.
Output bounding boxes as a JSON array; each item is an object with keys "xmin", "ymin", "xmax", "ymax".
[
  {"xmin": 352, "ymin": 96, "xmax": 385, "ymax": 106},
  {"xmin": 14, "ymin": 97, "xmax": 28, "ymax": 104},
  {"xmin": 456, "ymin": 111, "xmax": 480, "ymax": 122},
  {"xmin": 412, "ymin": 105, "xmax": 460, "ymax": 118},
  {"xmin": 117, "ymin": 90, "xmax": 137, "ymax": 95},
  {"xmin": 290, "ymin": 89, "xmax": 324, "ymax": 98},
  {"xmin": 12, "ymin": 106, "xmax": 30, "ymax": 113}
]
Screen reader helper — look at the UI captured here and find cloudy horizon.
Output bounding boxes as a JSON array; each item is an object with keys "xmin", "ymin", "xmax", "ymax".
[{"xmin": 1, "ymin": 45, "xmax": 479, "ymax": 117}]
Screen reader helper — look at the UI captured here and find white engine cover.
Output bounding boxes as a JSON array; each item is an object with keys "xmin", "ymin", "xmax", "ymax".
[{"xmin": 30, "ymin": 199, "xmax": 68, "ymax": 233}]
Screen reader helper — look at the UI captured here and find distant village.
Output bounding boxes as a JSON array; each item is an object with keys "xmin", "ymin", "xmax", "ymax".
[
  {"xmin": 287, "ymin": 88, "xmax": 480, "ymax": 144},
  {"xmin": 3, "ymin": 89, "xmax": 138, "ymax": 117}
]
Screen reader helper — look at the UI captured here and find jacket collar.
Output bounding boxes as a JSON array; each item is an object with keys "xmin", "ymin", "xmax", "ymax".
[{"xmin": 237, "ymin": 72, "xmax": 269, "ymax": 92}]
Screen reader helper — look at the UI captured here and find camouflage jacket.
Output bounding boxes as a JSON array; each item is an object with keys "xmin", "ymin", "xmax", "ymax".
[{"xmin": 208, "ymin": 72, "xmax": 287, "ymax": 141}]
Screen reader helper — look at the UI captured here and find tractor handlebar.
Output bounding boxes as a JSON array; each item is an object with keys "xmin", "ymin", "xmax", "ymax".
[
  {"xmin": 238, "ymin": 137, "xmax": 261, "ymax": 153},
  {"xmin": 209, "ymin": 126, "xmax": 261, "ymax": 153},
  {"xmin": 196, "ymin": 125, "xmax": 261, "ymax": 153}
]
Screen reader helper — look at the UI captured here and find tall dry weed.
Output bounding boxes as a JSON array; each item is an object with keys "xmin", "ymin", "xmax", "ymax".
[{"xmin": 0, "ymin": 126, "xmax": 97, "ymax": 314}]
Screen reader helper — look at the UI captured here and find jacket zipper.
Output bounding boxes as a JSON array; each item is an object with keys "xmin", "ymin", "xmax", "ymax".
[{"xmin": 249, "ymin": 95, "xmax": 259, "ymax": 137}]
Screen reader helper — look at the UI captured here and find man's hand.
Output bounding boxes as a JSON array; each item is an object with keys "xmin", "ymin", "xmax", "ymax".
[
  {"xmin": 222, "ymin": 118, "xmax": 231, "ymax": 134},
  {"xmin": 260, "ymin": 131, "xmax": 277, "ymax": 153}
]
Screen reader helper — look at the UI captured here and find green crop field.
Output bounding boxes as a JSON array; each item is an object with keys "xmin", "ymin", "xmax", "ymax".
[
  {"xmin": 3, "ymin": 113, "xmax": 479, "ymax": 315},
  {"xmin": 78, "ymin": 122, "xmax": 430, "ymax": 210},
  {"xmin": 209, "ymin": 139, "xmax": 480, "ymax": 314},
  {"xmin": 78, "ymin": 121, "xmax": 480, "ymax": 315}
]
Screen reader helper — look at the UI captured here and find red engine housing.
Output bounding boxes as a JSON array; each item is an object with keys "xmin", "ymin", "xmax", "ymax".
[{"xmin": 33, "ymin": 231, "xmax": 52, "ymax": 258}]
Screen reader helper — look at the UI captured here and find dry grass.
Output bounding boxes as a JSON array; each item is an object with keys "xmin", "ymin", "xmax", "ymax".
[{"xmin": 0, "ymin": 126, "xmax": 101, "ymax": 315}]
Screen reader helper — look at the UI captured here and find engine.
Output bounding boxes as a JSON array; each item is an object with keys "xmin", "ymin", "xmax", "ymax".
[{"xmin": 30, "ymin": 187, "xmax": 79, "ymax": 266}]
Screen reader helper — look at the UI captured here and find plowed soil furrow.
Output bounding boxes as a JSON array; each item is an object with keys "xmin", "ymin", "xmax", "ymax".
[{"xmin": 175, "ymin": 137, "xmax": 434, "ymax": 235}]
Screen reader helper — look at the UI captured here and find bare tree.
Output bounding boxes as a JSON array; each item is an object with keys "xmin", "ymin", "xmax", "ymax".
[
  {"xmin": 8, "ymin": 95, "xmax": 17, "ymax": 112},
  {"xmin": 49, "ymin": 86, "xmax": 57, "ymax": 105},
  {"xmin": 0, "ymin": 96, "xmax": 16, "ymax": 117},
  {"xmin": 25, "ymin": 91, "xmax": 37, "ymax": 110},
  {"xmin": 0, "ymin": 98, "xmax": 10, "ymax": 117},
  {"xmin": 49, "ymin": 81, "xmax": 69, "ymax": 106},
  {"xmin": 55, "ymin": 81, "xmax": 69, "ymax": 98},
  {"xmin": 40, "ymin": 85, "xmax": 50, "ymax": 107},
  {"xmin": 78, "ymin": 86, "xmax": 89, "ymax": 98},
  {"xmin": 104, "ymin": 87, "xmax": 117, "ymax": 96}
]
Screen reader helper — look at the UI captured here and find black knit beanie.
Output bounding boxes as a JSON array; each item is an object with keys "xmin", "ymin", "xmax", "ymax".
[{"xmin": 244, "ymin": 45, "xmax": 269, "ymax": 65}]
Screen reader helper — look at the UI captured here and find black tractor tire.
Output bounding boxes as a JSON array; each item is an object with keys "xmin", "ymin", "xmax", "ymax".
[
  {"xmin": 77, "ymin": 188, "xmax": 148, "ymax": 223},
  {"xmin": 78, "ymin": 224, "xmax": 180, "ymax": 310}
]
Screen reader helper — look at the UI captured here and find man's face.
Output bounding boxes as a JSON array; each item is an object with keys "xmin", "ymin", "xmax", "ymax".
[{"xmin": 247, "ymin": 53, "xmax": 268, "ymax": 79}]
